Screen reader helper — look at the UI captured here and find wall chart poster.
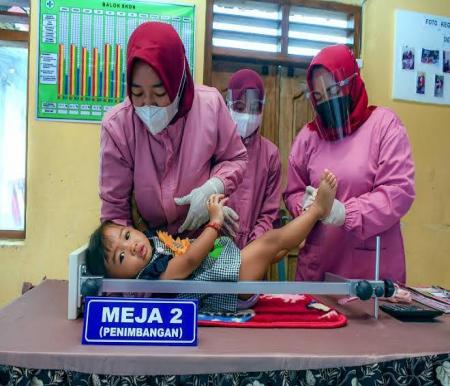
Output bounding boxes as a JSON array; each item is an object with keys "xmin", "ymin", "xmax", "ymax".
[
  {"xmin": 393, "ymin": 9, "xmax": 450, "ymax": 106},
  {"xmin": 37, "ymin": 0, "xmax": 195, "ymax": 121}
]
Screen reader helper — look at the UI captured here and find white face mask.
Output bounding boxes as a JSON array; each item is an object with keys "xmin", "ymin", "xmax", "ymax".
[
  {"xmin": 134, "ymin": 65, "xmax": 186, "ymax": 135},
  {"xmin": 230, "ymin": 111, "xmax": 262, "ymax": 139}
]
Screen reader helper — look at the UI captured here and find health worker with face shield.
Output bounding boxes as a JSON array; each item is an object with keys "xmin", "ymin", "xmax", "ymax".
[
  {"xmin": 99, "ymin": 22, "xmax": 247, "ymax": 237},
  {"xmin": 283, "ymin": 45, "xmax": 415, "ymax": 283},
  {"xmin": 225, "ymin": 69, "xmax": 282, "ymax": 249}
]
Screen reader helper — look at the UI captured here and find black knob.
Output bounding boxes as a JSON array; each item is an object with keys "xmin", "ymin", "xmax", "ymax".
[
  {"xmin": 81, "ymin": 279, "xmax": 101, "ymax": 297},
  {"xmin": 374, "ymin": 286, "xmax": 384, "ymax": 297},
  {"xmin": 384, "ymin": 279, "xmax": 396, "ymax": 298},
  {"xmin": 355, "ymin": 280, "xmax": 373, "ymax": 300}
]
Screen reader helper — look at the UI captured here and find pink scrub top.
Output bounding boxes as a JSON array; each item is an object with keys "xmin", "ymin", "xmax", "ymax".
[
  {"xmin": 283, "ymin": 107, "xmax": 415, "ymax": 282},
  {"xmin": 227, "ymin": 133, "xmax": 282, "ymax": 248},
  {"xmin": 100, "ymin": 85, "xmax": 248, "ymax": 236}
]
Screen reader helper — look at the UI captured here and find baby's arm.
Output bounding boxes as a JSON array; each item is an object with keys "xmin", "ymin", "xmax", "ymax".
[{"xmin": 159, "ymin": 194, "xmax": 226, "ymax": 280}]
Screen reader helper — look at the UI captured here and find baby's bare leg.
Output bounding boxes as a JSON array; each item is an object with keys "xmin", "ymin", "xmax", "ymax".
[{"xmin": 239, "ymin": 170, "xmax": 337, "ymax": 281}]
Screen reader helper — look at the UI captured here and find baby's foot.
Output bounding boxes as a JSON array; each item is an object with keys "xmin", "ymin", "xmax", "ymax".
[{"xmin": 311, "ymin": 170, "xmax": 337, "ymax": 219}]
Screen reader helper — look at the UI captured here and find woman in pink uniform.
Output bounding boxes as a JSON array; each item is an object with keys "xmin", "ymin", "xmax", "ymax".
[
  {"xmin": 99, "ymin": 22, "xmax": 247, "ymax": 237},
  {"xmin": 225, "ymin": 69, "xmax": 282, "ymax": 248},
  {"xmin": 283, "ymin": 45, "xmax": 415, "ymax": 283}
]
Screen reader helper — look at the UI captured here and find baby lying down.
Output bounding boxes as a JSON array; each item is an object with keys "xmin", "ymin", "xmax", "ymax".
[{"xmin": 86, "ymin": 170, "xmax": 337, "ymax": 313}]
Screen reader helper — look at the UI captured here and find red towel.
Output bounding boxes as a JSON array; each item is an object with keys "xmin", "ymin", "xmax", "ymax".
[{"xmin": 199, "ymin": 294, "xmax": 347, "ymax": 328}]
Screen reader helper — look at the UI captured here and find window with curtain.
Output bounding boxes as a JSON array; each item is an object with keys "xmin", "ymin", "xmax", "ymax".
[{"xmin": 0, "ymin": 3, "xmax": 29, "ymax": 238}]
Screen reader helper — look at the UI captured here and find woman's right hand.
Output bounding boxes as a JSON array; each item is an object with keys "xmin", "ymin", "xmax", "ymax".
[
  {"xmin": 206, "ymin": 194, "xmax": 228, "ymax": 226},
  {"xmin": 302, "ymin": 186, "xmax": 317, "ymax": 212},
  {"xmin": 174, "ymin": 177, "xmax": 224, "ymax": 233},
  {"xmin": 131, "ymin": 194, "xmax": 149, "ymax": 232}
]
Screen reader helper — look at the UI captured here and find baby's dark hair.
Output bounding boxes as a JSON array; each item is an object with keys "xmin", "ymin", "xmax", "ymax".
[{"xmin": 86, "ymin": 221, "xmax": 113, "ymax": 276}]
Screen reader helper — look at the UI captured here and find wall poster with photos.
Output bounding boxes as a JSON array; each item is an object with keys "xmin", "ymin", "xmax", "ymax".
[{"xmin": 393, "ymin": 9, "xmax": 450, "ymax": 106}]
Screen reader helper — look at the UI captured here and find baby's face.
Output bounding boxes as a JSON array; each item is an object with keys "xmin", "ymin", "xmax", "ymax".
[{"xmin": 103, "ymin": 225, "xmax": 153, "ymax": 278}]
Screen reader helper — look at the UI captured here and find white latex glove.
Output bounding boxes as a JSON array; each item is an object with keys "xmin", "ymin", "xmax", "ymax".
[
  {"xmin": 302, "ymin": 185, "xmax": 316, "ymax": 212},
  {"xmin": 302, "ymin": 185, "xmax": 345, "ymax": 226},
  {"xmin": 323, "ymin": 198, "xmax": 345, "ymax": 226},
  {"xmin": 174, "ymin": 177, "xmax": 224, "ymax": 233},
  {"xmin": 222, "ymin": 206, "xmax": 239, "ymax": 239}
]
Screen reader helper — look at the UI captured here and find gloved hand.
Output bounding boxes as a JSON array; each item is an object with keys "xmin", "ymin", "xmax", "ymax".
[
  {"xmin": 222, "ymin": 206, "xmax": 239, "ymax": 239},
  {"xmin": 131, "ymin": 194, "xmax": 149, "ymax": 232},
  {"xmin": 302, "ymin": 186, "xmax": 316, "ymax": 212},
  {"xmin": 302, "ymin": 185, "xmax": 345, "ymax": 226},
  {"xmin": 174, "ymin": 177, "xmax": 224, "ymax": 233},
  {"xmin": 323, "ymin": 198, "xmax": 345, "ymax": 226}
]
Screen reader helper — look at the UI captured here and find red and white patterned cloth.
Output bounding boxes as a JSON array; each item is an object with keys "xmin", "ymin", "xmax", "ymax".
[{"xmin": 199, "ymin": 294, "xmax": 347, "ymax": 328}]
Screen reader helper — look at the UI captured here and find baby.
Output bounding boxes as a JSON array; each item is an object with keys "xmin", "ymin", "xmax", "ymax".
[{"xmin": 86, "ymin": 170, "xmax": 337, "ymax": 313}]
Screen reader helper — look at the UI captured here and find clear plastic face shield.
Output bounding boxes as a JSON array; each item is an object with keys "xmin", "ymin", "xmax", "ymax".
[
  {"xmin": 226, "ymin": 88, "xmax": 264, "ymax": 114},
  {"xmin": 226, "ymin": 89, "xmax": 264, "ymax": 139},
  {"xmin": 305, "ymin": 69, "xmax": 357, "ymax": 141}
]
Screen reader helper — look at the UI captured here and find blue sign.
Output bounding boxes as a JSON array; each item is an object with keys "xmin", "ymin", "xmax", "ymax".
[{"xmin": 82, "ymin": 297, "xmax": 198, "ymax": 346}]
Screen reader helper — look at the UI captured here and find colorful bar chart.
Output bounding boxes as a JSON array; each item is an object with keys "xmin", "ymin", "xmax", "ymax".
[
  {"xmin": 55, "ymin": 42, "xmax": 125, "ymax": 102},
  {"xmin": 37, "ymin": 0, "xmax": 195, "ymax": 121}
]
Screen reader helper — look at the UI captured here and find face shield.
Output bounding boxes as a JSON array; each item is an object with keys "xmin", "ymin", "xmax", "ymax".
[
  {"xmin": 226, "ymin": 89, "xmax": 264, "ymax": 139},
  {"xmin": 306, "ymin": 69, "xmax": 356, "ymax": 141}
]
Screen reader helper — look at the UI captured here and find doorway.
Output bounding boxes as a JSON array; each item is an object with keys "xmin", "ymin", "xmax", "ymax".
[
  {"xmin": 210, "ymin": 59, "xmax": 315, "ymax": 280},
  {"xmin": 211, "ymin": 60, "xmax": 314, "ymax": 190}
]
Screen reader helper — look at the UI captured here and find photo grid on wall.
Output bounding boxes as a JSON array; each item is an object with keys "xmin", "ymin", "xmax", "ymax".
[
  {"xmin": 37, "ymin": 0, "xmax": 195, "ymax": 122},
  {"xmin": 393, "ymin": 10, "xmax": 450, "ymax": 106}
]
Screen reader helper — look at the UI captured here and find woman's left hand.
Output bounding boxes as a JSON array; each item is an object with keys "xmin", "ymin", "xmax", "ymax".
[
  {"xmin": 302, "ymin": 186, "xmax": 317, "ymax": 212},
  {"xmin": 174, "ymin": 177, "xmax": 224, "ymax": 233}
]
